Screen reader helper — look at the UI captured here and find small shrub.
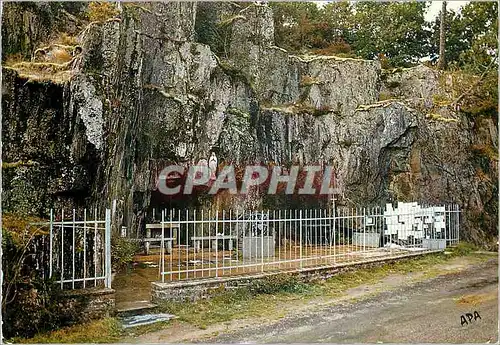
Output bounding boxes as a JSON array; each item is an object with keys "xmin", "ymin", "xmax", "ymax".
[
  {"xmin": 20, "ymin": 317, "xmax": 122, "ymax": 344},
  {"xmin": 111, "ymin": 237, "xmax": 139, "ymax": 272},
  {"xmin": 379, "ymin": 92, "xmax": 393, "ymax": 101},
  {"xmin": 249, "ymin": 274, "xmax": 311, "ymax": 294},
  {"xmin": 449, "ymin": 242, "xmax": 479, "ymax": 257},
  {"xmin": 378, "ymin": 53, "xmax": 393, "ymax": 69},
  {"xmin": 87, "ymin": 2, "xmax": 119, "ymax": 22},
  {"xmin": 470, "ymin": 143, "xmax": 498, "ymax": 174},
  {"xmin": 313, "ymin": 40, "xmax": 352, "ymax": 56}
]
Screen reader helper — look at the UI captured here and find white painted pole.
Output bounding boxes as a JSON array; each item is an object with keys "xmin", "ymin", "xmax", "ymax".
[
  {"xmin": 105, "ymin": 209, "xmax": 112, "ymax": 288},
  {"xmin": 178, "ymin": 209, "xmax": 181, "ymax": 280},
  {"xmin": 170, "ymin": 209, "xmax": 173, "ymax": 281},
  {"xmin": 201, "ymin": 209, "xmax": 204, "ymax": 278},
  {"xmin": 363, "ymin": 207, "xmax": 366, "ymax": 253},
  {"xmin": 299, "ymin": 210, "xmax": 303, "ymax": 269},
  {"xmin": 72, "ymin": 209, "xmax": 76, "ymax": 289},
  {"xmin": 229, "ymin": 209, "xmax": 232, "ymax": 276},
  {"xmin": 235, "ymin": 209, "xmax": 239, "ymax": 274},
  {"xmin": 94, "ymin": 208, "xmax": 97, "ymax": 287},
  {"xmin": 61, "ymin": 209, "xmax": 65, "ymax": 289},
  {"xmin": 215, "ymin": 209, "xmax": 219, "ymax": 278},
  {"xmin": 278, "ymin": 209, "xmax": 281, "ymax": 268},
  {"xmin": 83, "ymin": 209, "xmax": 87, "ymax": 288},
  {"xmin": 161, "ymin": 210, "xmax": 165, "ymax": 283},
  {"xmin": 208, "ymin": 209, "xmax": 212, "ymax": 277},
  {"xmin": 49, "ymin": 209, "xmax": 53, "ymax": 278},
  {"xmin": 262, "ymin": 211, "xmax": 264, "ymax": 272},
  {"xmin": 186, "ymin": 209, "xmax": 189, "ymax": 279}
]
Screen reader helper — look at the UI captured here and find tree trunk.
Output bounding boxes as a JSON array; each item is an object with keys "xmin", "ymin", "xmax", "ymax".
[{"xmin": 437, "ymin": 1, "xmax": 447, "ymax": 70}]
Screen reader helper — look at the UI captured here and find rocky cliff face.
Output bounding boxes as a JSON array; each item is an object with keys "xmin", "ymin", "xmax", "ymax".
[{"xmin": 2, "ymin": 3, "xmax": 497, "ymax": 246}]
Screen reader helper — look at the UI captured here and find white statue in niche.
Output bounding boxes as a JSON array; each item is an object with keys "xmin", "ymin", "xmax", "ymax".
[
  {"xmin": 208, "ymin": 152, "xmax": 218, "ymax": 180},
  {"xmin": 195, "ymin": 158, "xmax": 208, "ymax": 181}
]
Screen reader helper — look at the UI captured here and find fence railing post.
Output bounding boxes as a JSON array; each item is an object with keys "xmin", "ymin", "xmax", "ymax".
[
  {"xmin": 49, "ymin": 209, "xmax": 53, "ymax": 278},
  {"xmin": 170, "ymin": 209, "xmax": 173, "ymax": 281},
  {"xmin": 61, "ymin": 209, "xmax": 65, "ymax": 289},
  {"xmin": 445, "ymin": 204, "xmax": 448, "ymax": 247},
  {"xmin": 83, "ymin": 209, "xmax": 87, "ymax": 289},
  {"xmin": 362, "ymin": 207, "xmax": 366, "ymax": 253},
  {"xmin": 330, "ymin": 207, "xmax": 334, "ymax": 264},
  {"xmin": 161, "ymin": 210, "xmax": 165, "ymax": 283},
  {"xmin": 105, "ymin": 209, "xmax": 112, "ymax": 289},
  {"xmin": 215, "ymin": 209, "xmax": 219, "ymax": 278},
  {"xmin": 72, "ymin": 209, "xmax": 76, "ymax": 289},
  {"xmin": 299, "ymin": 210, "xmax": 303, "ymax": 269},
  {"xmin": 261, "ymin": 210, "xmax": 264, "ymax": 273}
]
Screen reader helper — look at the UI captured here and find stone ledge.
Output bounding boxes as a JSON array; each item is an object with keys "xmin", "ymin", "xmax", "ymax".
[
  {"xmin": 58, "ymin": 287, "xmax": 116, "ymax": 321},
  {"xmin": 152, "ymin": 250, "xmax": 442, "ymax": 303},
  {"xmin": 60, "ymin": 287, "xmax": 115, "ymax": 297}
]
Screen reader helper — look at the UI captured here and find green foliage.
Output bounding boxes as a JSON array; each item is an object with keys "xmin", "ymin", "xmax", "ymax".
[
  {"xmin": 269, "ymin": 1, "xmax": 496, "ymax": 74},
  {"xmin": 443, "ymin": 69, "xmax": 498, "ymax": 120},
  {"xmin": 462, "ymin": 70, "xmax": 498, "ymax": 119},
  {"xmin": 379, "ymin": 92, "xmax": 393, "ymax": 102},
  {"xmin": 470, "ymin": 143, "xmax": 498, "ymax": 173},
  {"xmin": 430, "ymin": 2, "xmax": 498, "ymax": 72},
  {"xmin": 428, "ymin": 3, "xmax": 498, "ymax": 122},
  {"xmin": 352, "ymin": 2, "xmax": 431, "ymax": 67},
  {"xmin": 111, "ymin": 237, "xmax": 139, "ymax": 272},
  {"xmin": 195, "ymin": 3, "xmax": 243, "ymax": 58},
  {"xmin": 448, "ymin": 242, "xmax": 479, "ymax": 257},
  {"xmin": 270, "ymin": 1, "xmax": 430, "ymax": 66},
  {"xmin": 312, "ymin": 40, "xmax": 355, "ymax": 57},
  {"xmin": 269, "ymin": 2, "xmax": 322, "ymax": 53}
]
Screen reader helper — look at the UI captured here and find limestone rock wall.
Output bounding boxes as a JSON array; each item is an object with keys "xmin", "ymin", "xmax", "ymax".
[{"xmin": 1, "ymin": 3, "xmax": 497, "ymax": 246}]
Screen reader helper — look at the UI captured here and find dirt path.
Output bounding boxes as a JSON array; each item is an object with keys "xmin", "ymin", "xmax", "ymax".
[
  {"xmin": 207, "ymin": 257, "xmax": 498, "ymax": 343},
  {"xmin": 124, "ymin": 254, "xmax": 498, "ymax": 343}
]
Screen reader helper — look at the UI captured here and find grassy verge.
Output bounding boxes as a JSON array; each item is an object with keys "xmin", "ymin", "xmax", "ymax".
[
  {"xmin": 17, "ymin": 318, "xmax": 122, "ymax": 344},
  {"xmin": 16, "ymin": 242, "xmax": 493, "ymax": 343}
]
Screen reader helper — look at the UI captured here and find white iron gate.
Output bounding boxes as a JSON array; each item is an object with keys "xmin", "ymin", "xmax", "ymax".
[{"xmin": 31, "ymin": 208, "xmax": 112, "ymax": 289}]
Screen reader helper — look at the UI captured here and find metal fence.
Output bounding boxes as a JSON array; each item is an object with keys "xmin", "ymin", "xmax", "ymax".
[
  {"xmin": 30, "ymin": 208, "xmax": 112, "ymax": 289},
  {"xmin": 151, "ymin": 203, "xmax": 460, "ymax": 282}
]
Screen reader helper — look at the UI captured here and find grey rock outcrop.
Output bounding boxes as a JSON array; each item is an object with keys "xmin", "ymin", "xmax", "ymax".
[{"xmin": 2, "ymin": 2, "xmax": 497, "ymax": 246}]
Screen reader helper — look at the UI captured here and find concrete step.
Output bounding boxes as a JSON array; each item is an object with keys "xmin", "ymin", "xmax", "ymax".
[{"xmin": 116, "ymin": 300, "xmax": 158, "ymax": 316}]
